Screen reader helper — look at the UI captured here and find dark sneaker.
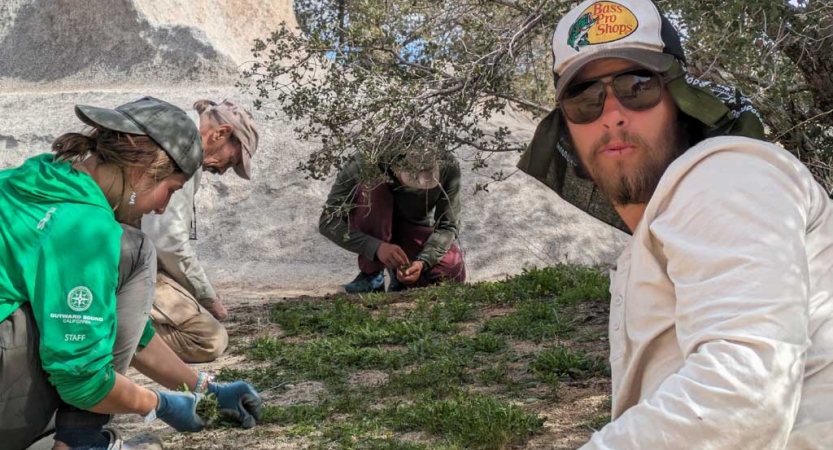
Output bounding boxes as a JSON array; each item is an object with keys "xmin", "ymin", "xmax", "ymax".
[
  {"xmin": 386, "ymin": 269, "xmax": 405, "ymax": 292},
  {"xmin": 344, "ymin": 271, "xmax": 385, "ymax": 294}
]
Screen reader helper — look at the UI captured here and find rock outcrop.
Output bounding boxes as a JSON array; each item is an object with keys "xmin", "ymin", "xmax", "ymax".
[{"xmin": 0, "ymin": 0, "xmax": 295, "ymax": 87}]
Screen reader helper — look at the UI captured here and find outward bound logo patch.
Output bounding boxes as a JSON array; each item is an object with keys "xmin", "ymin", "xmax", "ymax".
[
  {"xmin": 67, "ymin": 286, "xmax": 94, "ymax": 312},
  {"xmin": 567, "ymin": 2, "xmax": 639, "ymax": 51}
]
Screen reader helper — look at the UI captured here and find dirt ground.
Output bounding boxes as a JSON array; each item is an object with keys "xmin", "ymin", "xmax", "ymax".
[{"xmin": 110, "ymin": 286, "xmax": 611, "ymax": 450}]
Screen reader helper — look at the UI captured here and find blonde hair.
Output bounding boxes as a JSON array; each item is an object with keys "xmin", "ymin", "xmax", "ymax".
[{"xmin": 53, "ymin": 128, "xmax": 182, "ymax": 195}]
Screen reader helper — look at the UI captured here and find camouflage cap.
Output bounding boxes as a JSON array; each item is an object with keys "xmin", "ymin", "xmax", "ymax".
[{"xmin": 75, "ymin": 96, "xmax": 203, "ymax": 177}]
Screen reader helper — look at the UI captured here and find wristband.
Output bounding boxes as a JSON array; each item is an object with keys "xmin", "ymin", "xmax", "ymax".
[{"xmin": 195, "ymin": 371, "xmax": 214, "ymax": 393}]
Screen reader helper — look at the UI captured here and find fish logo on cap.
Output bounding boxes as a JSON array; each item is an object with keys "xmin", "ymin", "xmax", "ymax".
[{"xmin": 567, "ymin": 1, "xmax": 639, "ymax": 51}]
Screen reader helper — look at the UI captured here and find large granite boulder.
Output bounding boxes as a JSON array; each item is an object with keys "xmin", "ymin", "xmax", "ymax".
[{"xmin": 0, "ymin": 0, "xmax": 295, "ymax": 87}]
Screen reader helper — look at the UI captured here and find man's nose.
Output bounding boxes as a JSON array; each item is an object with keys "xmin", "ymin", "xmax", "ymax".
[{"xmin": 598, "ymin": 85, "xmax": 629, "ymax": 129}]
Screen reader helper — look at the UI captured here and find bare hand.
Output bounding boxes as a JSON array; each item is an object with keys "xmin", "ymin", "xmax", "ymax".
[
  {"xmin": 376, "ymin": 243, "xmax": 409, "ymax": 269},
  {"xmin": 205, "ymin": 294, "xmax": 229, "ymax": 321},
  {"xmin": 396, "ymin": 261, "xmax": 424, "ymax": 285}
]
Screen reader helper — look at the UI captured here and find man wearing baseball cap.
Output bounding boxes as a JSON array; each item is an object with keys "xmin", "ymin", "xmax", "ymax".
[
  {"xmin": 519, "ymin": 0, "xmax": 833, "ymax": 447},
  {"xmin": 141, "ymin": 99, "xmax": 259, "ymax": 363},
  {"xmin": 319, "ymin": 139, "xmax": 466, "ymax": 293}
]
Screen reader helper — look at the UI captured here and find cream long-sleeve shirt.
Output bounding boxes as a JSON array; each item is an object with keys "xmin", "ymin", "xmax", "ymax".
[
  {"xmin": 140, "ymin": 111, "xmax": 217, "ymax": 304},
  {"xmin": 581, "ymin": 137, "xmax": 833, "ymax": 450}
]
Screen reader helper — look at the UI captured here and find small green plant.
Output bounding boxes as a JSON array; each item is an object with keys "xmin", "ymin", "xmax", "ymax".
[
  {"xmin": 386, "ymin": 359, "xmax": 469, "ymax": 399},
  {"xmin": 411, "ymin": 267, "xmax": 609, "ymax": 307},
  {"xmin": 249, "ymin": 337, "xmax": 287, "ymax": 361},
  {"xmin": 482, "ymin": 300, "xmax": 576, "ymax": 341},
  {"xmin": 251, "ymin": 336, "xmax": 410, "ymax": 381},
  {"xmin": 469, "ymin": 332, "xmax": 508, "ymax": 353},
  {"xmin": 272, "ymin": 298, "xmax": 373, "ymax": 336},
  {"xmin": 415, "ymin": 296, "xmax": 476, "ymax": 323},
  {"xmin": 196, "ymin": 393, "xmax": 221, "ymax": 425},
  {"xmin": 388, "ymin": 393, "xmax": 545, "ymax": 450},
  {"xmin": 586, "ymin": 413, "xmax": 612, "ymax": 430},
  {"xmin": 478, "ymin": 363, "xmax": 509, "ymax": 386},
  {"xmin": 529, "ymin": 346, "xmax": 608, "ymax": 381},
  {"xmin": 177, "ymin": 383, "xmax": 220, "ymax": 426},
  {"xmin": 214, "ymin": 365, "xmax": 292, "ymax": 392},
  {"xmin": 260, "ymin": 404, "xmax": 330, "ymax": 426}
]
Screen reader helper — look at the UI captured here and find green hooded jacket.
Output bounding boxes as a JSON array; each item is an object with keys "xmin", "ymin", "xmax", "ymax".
[{"xmin": 0, "ymin": 154, "xmax": 153, "ymax": 410}]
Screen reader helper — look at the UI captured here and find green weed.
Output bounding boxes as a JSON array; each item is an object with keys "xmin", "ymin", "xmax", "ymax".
[
  {"xmin": 528, "ymin": 346, "xmax": 608, "ymax": 381},
  {"xmin": 214, "ymin": 366, "xmax": 292, "ymax": 392},
  {"xmin": 478, "ymin": 363, "xmax": 509, "ymax": 386},
  {"xmin": 482, "ymin": 300, "xmax": 576, "ymax": 341},
  {"xmin": 387, "ymin": 393, "xmax": 544, "ymax": 450},
  {"xmin": 586, "ymin": 413, "xmax": 611, "ymax": 430},
  {"xmin": 260, "ymin": 404, "xmax": 330, "ymax": 425},
  {"xmin": 414, "ymin": 266, "xmax": 609, "ymax": 306},
  {"xmin": 468, "ymin": 332, "xmax": 508, "ymax": 353},
  {"xmin": 386, "ymin": 359, "xmax": 469, "ymax": 399},
  {"xmin": 272, "ymin": 298, "xmax": 373, "ymax": 336}
]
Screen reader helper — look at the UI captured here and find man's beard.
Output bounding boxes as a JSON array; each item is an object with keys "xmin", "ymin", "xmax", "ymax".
[{"xmin": 580, "ymin": 124, "xmax": 687, "ymax": 205}]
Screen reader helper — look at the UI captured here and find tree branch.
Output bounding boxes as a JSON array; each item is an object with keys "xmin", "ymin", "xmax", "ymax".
[
  {"xmin": 486, "ymin": 0, "xmax": 527, "ymax": 12},
  {"xmin": 453, "ymin": 136, "xmax": 526, "ymax": 152},
  {"xmin": 775, "ymin": 108, "xmax": 833, "ymax": 140},
  {"xmin": 484, "ymin": 89, "xmax": 551, "ymax": 114}
]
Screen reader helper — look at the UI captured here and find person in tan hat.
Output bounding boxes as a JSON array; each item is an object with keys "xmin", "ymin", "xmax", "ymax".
[
  {"xmin": 320, "ymin": 147, "xmax": 466, "ymax": 293},
  {"xmin": 141, "ymin": 99, "xmax": 259, "ymax": 363},
  {"xmin": 518, "ymin": 0, "xmax": 833, "ymax": 448}
]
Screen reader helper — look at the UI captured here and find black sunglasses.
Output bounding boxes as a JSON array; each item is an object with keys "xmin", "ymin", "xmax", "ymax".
[{"xmin": 560, "ymin": 69, "xmax": 683, "ymax": 124}]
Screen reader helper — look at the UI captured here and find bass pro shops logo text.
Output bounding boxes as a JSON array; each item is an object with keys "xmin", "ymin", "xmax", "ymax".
[{"xmin": 568, "ymin": 2, "xmax": 638, "ymax": 51}]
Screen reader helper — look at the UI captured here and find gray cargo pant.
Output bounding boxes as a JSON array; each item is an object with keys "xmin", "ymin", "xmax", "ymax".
[{"xmin": 0, "ymin": 225, "xmax": 156, "ymax": 450}]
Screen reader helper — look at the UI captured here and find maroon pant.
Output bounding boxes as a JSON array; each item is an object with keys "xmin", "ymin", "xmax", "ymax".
[{"xmin": 351, "ymin": 182, "xmax": 466, "ymax": 287}]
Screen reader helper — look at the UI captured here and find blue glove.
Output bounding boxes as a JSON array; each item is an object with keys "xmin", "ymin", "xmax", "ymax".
[
  {"xmin": 207, "ymin": 381, "xmax": 263, "ymax": 429},
  {"xmin": 154, "ymin": 390, "xmax": 205, "ymax": 432}
]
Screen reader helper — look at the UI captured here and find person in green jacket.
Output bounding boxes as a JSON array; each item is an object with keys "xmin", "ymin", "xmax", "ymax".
[
  {"xmin": 319, "ymin": 146, "xmax": 466, "ymax": 293},
  {"xmin": 0, "ymin": 97, "xmax": 262, "ymax": 450}
]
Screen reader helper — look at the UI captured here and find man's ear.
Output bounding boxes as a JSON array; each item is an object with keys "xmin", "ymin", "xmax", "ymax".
[{"xmin": 215, "ymin": 124, "xmax": 234, "ymax": 140}]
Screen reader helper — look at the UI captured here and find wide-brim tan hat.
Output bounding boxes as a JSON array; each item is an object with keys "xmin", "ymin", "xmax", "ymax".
[{"xmin": 206, "ymin": 100, "xmax": 259, "ymax": 180}]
